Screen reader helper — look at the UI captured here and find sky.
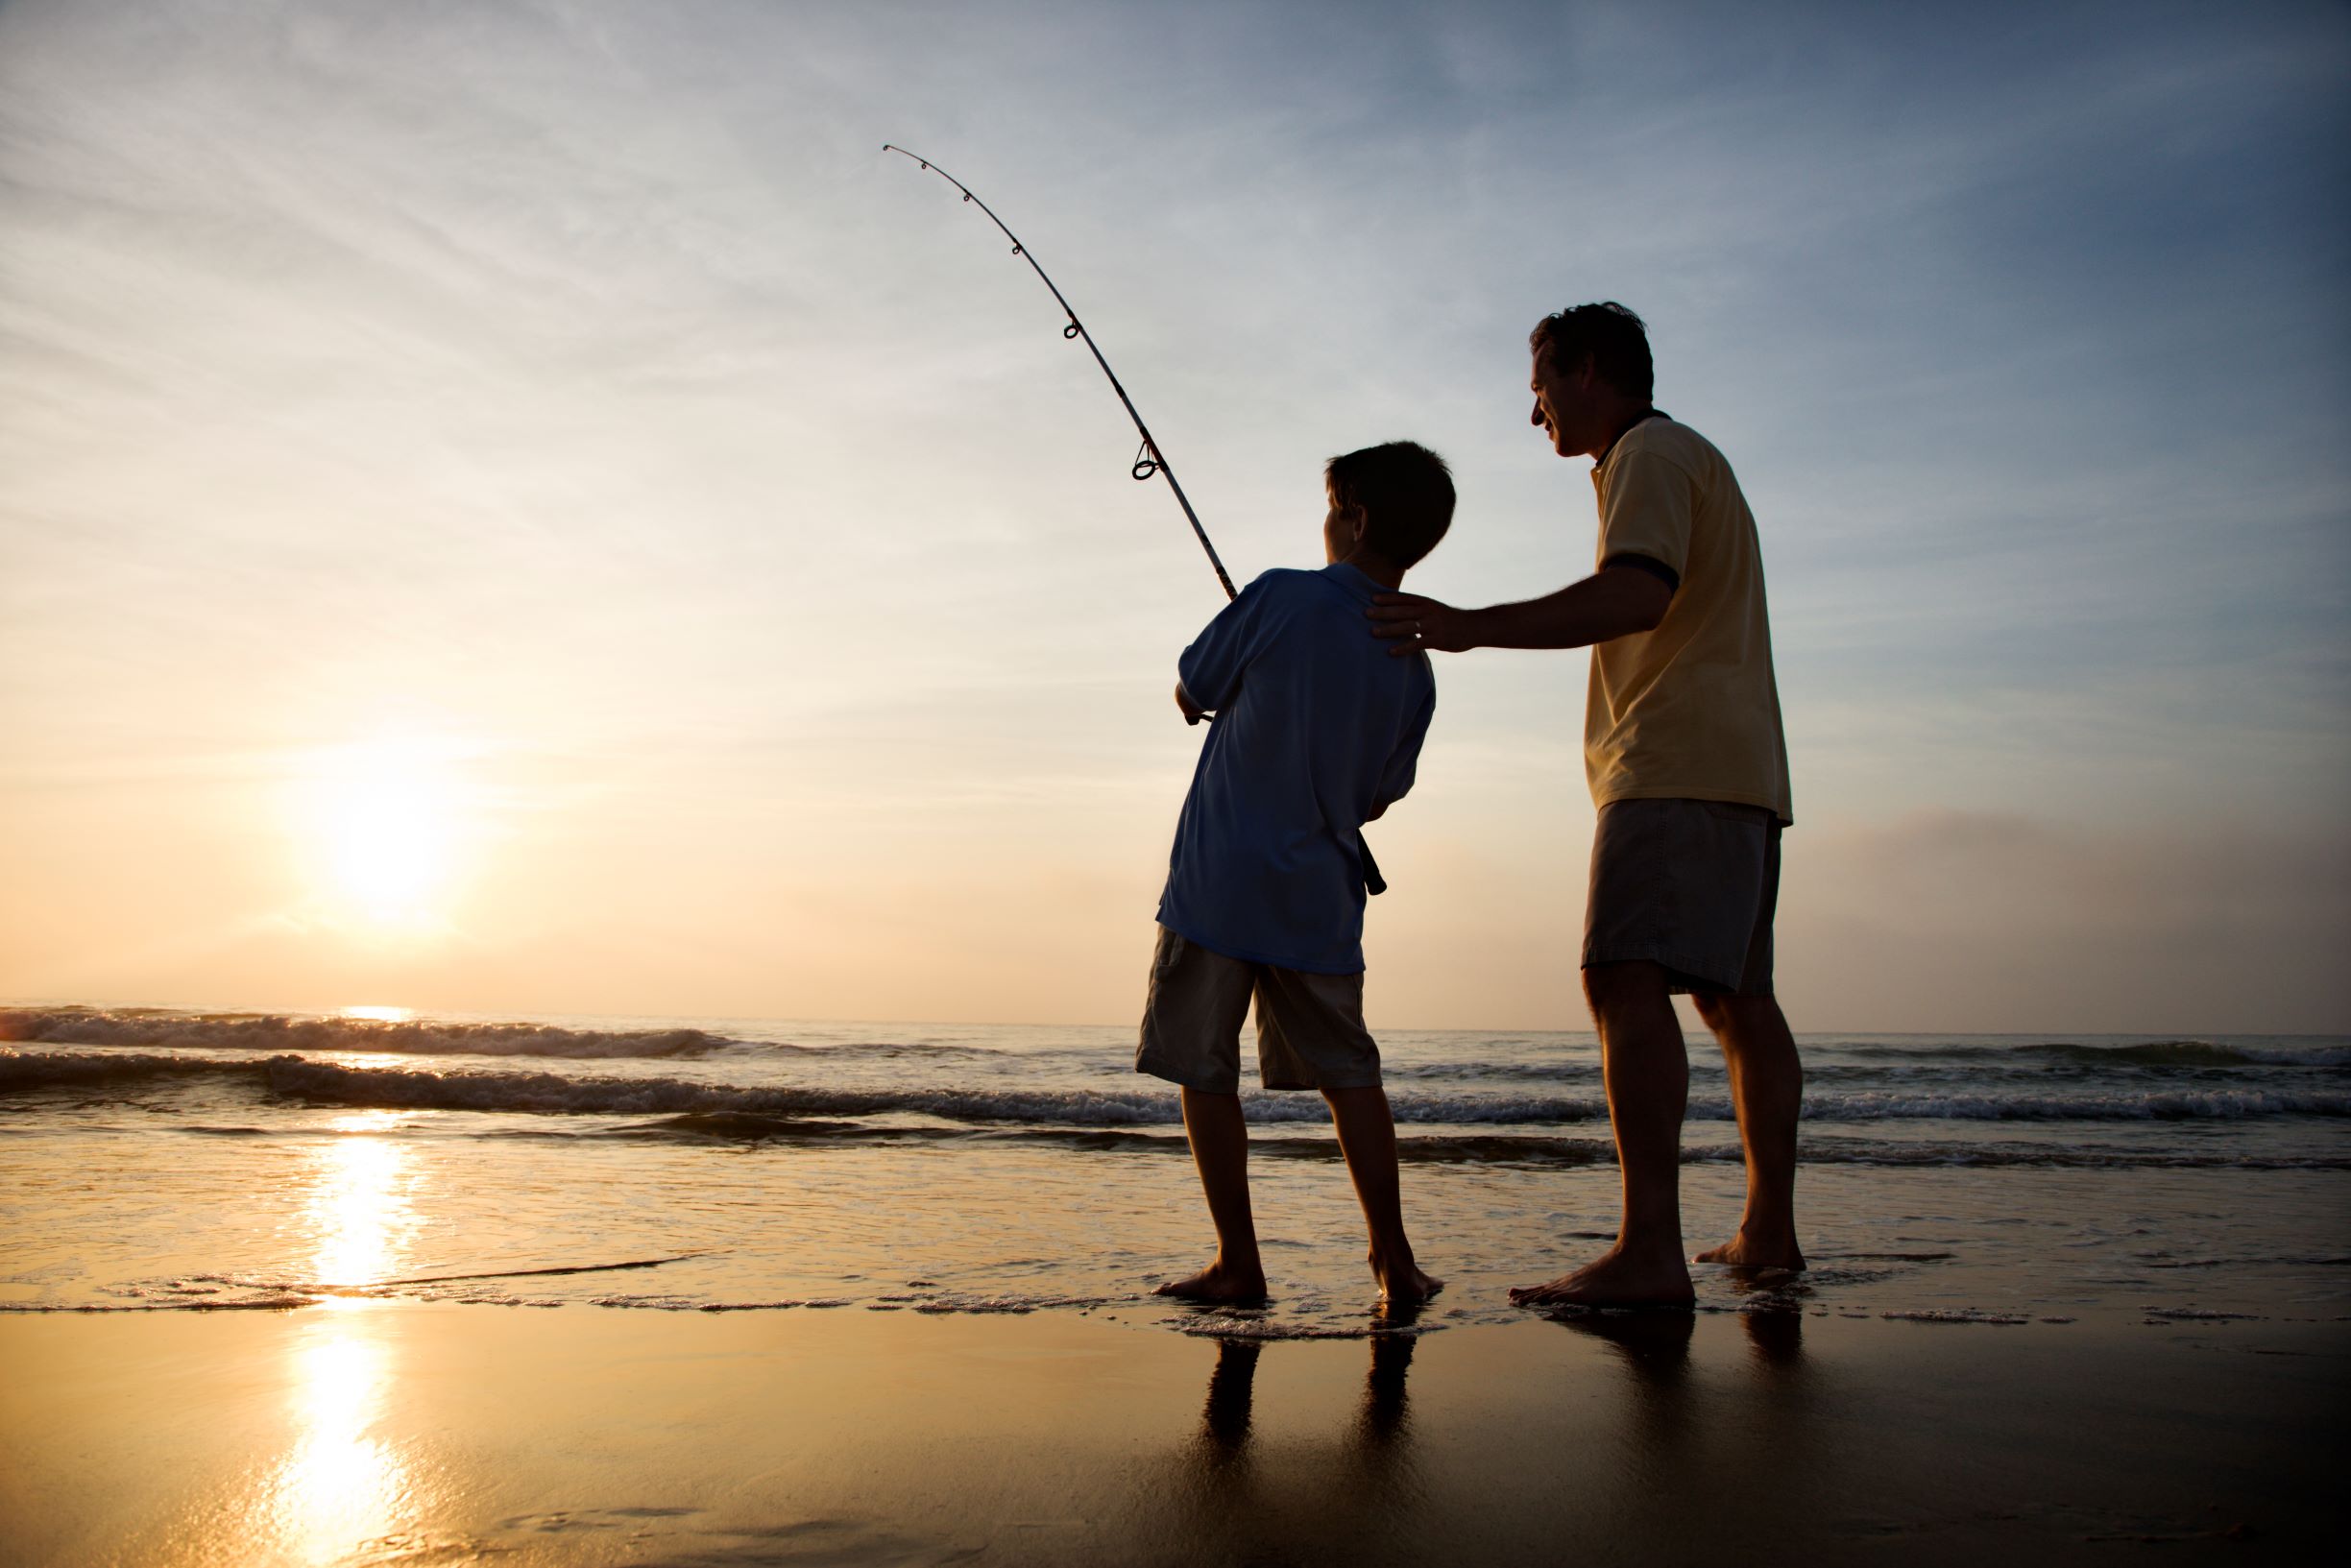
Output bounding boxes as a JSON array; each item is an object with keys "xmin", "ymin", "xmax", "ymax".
[{"xmin": 2, "ymin": 0, "xmax": 2345, "ymax": 1033}]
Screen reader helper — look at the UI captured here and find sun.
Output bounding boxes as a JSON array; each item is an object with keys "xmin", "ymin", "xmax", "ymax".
[{"xmin": 296, "ymin": 731, "xmax": 474, "ymax": 928}]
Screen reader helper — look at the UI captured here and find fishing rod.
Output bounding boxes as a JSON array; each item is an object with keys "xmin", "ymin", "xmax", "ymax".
[
  {"xmin": 884, "ymin": 144, "xmax": 1388, "ymax": 895},
  {"xmin": 882, "ymin": 144, "xmax": 1237, "ymax": 601}
]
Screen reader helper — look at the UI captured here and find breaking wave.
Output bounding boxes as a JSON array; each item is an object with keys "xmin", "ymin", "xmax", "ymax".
[
  {"xmin": 7, "ymin": 1049, "xmax": 2346, "ymax": 1131},
  {"xmin": 1993, "ymin": 1040, "xmax": 2349, "ymax": 1068},
  {"xmin": 0, "ymin": 1007, "xmax": 733, "ymax": 1060}
]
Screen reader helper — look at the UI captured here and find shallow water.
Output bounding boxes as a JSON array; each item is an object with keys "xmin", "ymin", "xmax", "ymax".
[{"xmin": 4, "ymin": 1006, "xmax": 2346, "ymax": 1335}]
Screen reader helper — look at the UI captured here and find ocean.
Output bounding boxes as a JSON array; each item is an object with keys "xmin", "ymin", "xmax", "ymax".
[{"xmin": 4, "ymin": 1006, "xmax": 2346, "ymax": 1337}]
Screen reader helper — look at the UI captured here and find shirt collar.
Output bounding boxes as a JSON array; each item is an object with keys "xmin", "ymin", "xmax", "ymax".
[
  {"xmin": 1591, "ymin": 407, "xmax": 1670, "ymax": 472},
  {"xmin": 1321, "ymin": 561, "xmax": 1385, "ymax": 602}
]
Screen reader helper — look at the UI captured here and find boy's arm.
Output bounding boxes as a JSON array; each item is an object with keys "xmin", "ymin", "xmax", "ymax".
[
  {"xmin": 1368, "ymin": 686, "xmax": 1438, "ymax": 821},
  {"xmin": 1173, "ymin": 575, "xmax": 1269, "ymax": 719}
]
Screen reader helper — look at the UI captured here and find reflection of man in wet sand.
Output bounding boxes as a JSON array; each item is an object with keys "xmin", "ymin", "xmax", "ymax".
[{"xmin": 1369, "ymin": 304, "xmax": 1805, "ymax": 1307}]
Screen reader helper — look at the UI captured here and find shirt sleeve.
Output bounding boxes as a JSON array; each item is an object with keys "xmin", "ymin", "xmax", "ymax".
[
  {"xmin": 1175, "ymin": 575, "xmax": 1270, "ymax": 712},
  {"xmin": 1374, "ymin": 676, "xmax": 1437, "ymax": 807},
  {"xmin": 1597, "ymin": 446, "xmax": 1698, "ymax": 578}
]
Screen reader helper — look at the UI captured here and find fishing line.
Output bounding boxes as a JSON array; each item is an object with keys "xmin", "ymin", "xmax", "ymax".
[
  {"xmin": 882, "ymin": 144, "xmax": 1235, "ymax": 601},
  {"xmin": 883, "ymin": 144, "xmax": 1387, "ymax": 895}
]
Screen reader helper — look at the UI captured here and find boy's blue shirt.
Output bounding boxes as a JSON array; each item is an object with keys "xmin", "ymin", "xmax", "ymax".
[{"xmin": 1157, "ymin": 562, "xmax": 1437, "ymax": 975}]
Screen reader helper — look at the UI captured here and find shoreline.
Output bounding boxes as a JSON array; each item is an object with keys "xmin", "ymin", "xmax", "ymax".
[{"xmin": 4, "ymin": 1302, "xmax": 2340, "ymax": 1565}]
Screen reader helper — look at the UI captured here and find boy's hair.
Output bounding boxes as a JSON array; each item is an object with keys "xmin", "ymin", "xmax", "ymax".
[
  {"xmin": 1324, "ymin": 440, "xmax": 1454, "ymax": 569},
  {"xmin": 1529, "ymin": 302, "xmax": 1654, "ymax": 401}
]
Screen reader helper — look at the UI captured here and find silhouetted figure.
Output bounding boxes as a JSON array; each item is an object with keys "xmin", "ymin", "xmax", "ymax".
[
  {"xmin": 1369, "ymin": 304, "xmax": 1806, "ymax": 1307},
  {"xmin": 1138, "ymin": 444, "xmax": 1457, "ymax": 1308}
]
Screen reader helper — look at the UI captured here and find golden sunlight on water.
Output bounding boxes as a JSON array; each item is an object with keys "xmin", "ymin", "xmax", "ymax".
[
  {"xmin": 337, "ymin": 1004, "xmax": 416, "ymax": 1024},
  {"xmin": 306, "ymin": 1114, "xmax": 420, "ymax": 1294}
]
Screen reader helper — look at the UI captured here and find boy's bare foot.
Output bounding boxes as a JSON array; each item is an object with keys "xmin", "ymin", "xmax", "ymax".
[
  {"xmin": 1370, "ymin": 1252, "xmax": 1442, "ymax": 1305},
  {"xmin": 1692, "ymin": 1232, "xmax": 1806, "ymax": 1271},
  {"xmin": 1154, "ymin": 1262, "xmax": 1268, "ymax": 1305},
  {"xmin": 1510, "ymin": 1243, "xmax": 1694, "ymax": 1309}
]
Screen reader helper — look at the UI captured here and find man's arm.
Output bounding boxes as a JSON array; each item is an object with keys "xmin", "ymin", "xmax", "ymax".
[
  {"xmin": 1175, "ymin": 681, "xmax": 1206, "ymax": 724},
  {"xmin": 1365, "ymin": 562, "xmax": 1671, "ymax": 655}
]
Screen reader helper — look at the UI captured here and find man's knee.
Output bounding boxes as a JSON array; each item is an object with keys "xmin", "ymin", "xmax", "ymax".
[{"xmin": 1695, "ymin": 991, "xmax": 1787, "ymax": 1043}]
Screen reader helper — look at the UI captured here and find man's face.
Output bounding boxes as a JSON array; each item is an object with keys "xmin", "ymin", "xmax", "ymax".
[{"xmin": 1530, "ymin": 347, "xmax": 1594, "ymax": 459}]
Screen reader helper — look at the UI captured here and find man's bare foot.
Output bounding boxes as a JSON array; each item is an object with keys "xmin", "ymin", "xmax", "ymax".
[
  {"xmin": 1370, "ymin": 1253, "xmax": 1442, "ymax": 1305},
  {"xmin": 1510, "ymin": 1243, "xmax": 1694, "ymax": 1309},
  {"xmin": 1692, "ymin": 1232, "xmax": 1806, "ymax": 1271},
  {"xmin": 1154, "ymin": 1261, "xmax": 1268, "ymax": 1305}
]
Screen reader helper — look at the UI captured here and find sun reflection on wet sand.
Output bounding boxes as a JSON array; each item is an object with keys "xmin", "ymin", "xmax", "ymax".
[
  {"xmin": 269, "ymin": 1326, "xmax": 413, "ymax": 1562},
  {"xmin": 249, "ymin": 1116, "xmax": 426, "ymax": 1559}
]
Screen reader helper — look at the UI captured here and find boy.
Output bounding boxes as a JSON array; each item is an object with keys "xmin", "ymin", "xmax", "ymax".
[{"xmin": 1137, "ymin": 440, "xmax": 1453, "ymax": 1306}]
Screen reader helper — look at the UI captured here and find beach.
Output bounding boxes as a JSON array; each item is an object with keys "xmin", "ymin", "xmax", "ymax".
[
  {"xmin": 5, "ymin": 1302, "xmax": 2343, "ymax": 1565},
  {"xmin": 4, "ymin": 1005, "xmax": 2347, "ymax": 1561}
]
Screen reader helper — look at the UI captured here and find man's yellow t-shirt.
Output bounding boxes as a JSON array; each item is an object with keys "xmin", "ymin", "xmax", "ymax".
[{"xmin": 1586, "ymin": 417, "xmax": 1792, "ymax": 824}]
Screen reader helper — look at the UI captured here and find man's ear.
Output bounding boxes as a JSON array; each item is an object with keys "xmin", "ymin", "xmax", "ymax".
[{"xmin": 1345, "ymin": 505, "xmax": 1370, "ymax": 544}]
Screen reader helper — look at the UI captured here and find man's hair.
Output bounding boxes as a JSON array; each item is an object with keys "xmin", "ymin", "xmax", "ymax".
[
  {"xmin": 1529, "ymin": 302, "xmax": 1654, "ymax": 401},
  {"xmin": 1324, "ymin": 440, "xmax": 1454, "ymax": 569}
]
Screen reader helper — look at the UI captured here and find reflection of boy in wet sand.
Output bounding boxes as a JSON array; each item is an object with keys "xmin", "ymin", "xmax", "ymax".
[{"xmin": 1137, "ymin": 443, "xmax": 1452, "ymax": 1307}]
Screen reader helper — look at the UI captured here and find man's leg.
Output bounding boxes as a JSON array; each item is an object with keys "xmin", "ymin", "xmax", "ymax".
[
  {"xmin": 1511, "ymin": 960, "xmax": 1694, "ymax": 1307},
  {"xmin": 1691, "ymin": 993, "xmax": 1805, "ymax": 1269},
  {"xmin": 1155, "ymin": 1087, "xmax": 1269, "ymax": 1302},
  {"xmin": 1321, "ymin": 1084, "xmax": 1442, "ymax": 1304}
]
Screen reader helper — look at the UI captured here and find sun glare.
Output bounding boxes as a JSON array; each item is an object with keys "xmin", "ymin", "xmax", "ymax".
[{"xmin": 296, "ymin": 731, "xmax": 477, "ymax": 929}]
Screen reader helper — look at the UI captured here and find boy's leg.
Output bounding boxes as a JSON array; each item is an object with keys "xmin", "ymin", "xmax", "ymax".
[
  {"xmin": 1321, "ymin": 1084, "xmax": 1441, "ymax": 1304},
  {"xmin": 1253, "ymin": 966, "xmax": 1441, "ymax": 1304},
  {"xmin": 1136, "ymin": 928, "xmax": 1267, "ymax": 1303},
  {"xmin": 1162, "ymin": 1087, "xmax": 1266, "ymax": 1301}
]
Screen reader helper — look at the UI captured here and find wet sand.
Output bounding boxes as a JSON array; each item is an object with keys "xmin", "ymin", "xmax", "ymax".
[{"xmin": 2, "ymin": 1304, "xmax": 2340, "ymax": 1565}]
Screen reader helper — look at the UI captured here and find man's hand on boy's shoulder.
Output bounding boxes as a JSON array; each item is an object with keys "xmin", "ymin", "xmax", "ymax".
[
  {"xmin": 1175, "ymin": 681, "xmax": 1207, "ymax": 724},
  {"xmin": 1368, "ymin": 592, "xmax": 1474, "ymax": 656}
]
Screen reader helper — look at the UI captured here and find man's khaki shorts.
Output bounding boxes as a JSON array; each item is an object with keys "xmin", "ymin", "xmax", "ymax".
[
  {"xmin": 1583, "ymin": 797, "xmax": 1781, "ymax": 997},
  {"xmin": 1134, "ymin": 927, "xmax": 1382, "ymax": 1094}
]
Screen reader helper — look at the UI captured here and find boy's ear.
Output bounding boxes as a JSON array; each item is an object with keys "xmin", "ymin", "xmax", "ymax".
[{"xmin": 1345, "ymin": 504, "xmax": 1370, "ymax": 543}]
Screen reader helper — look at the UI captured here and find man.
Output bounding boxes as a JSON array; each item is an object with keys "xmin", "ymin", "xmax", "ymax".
[{"xmin": 1367, "ymin": 302, "xmax": 1803, "ymax": 1307}]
